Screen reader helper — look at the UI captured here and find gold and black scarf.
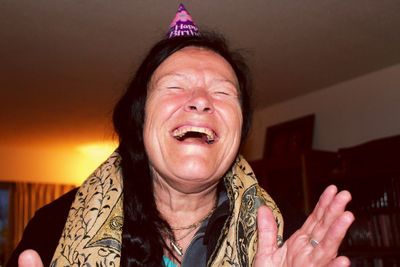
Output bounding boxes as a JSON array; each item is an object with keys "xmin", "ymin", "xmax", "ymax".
[{"xmin": 51, "ymin": 152, "xmax": 283, "ymax": 266}]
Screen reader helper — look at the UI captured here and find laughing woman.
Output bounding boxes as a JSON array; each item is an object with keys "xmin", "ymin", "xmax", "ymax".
[{"xmin": 8, "ymin": 5, "xmax": 354, "ymax": 267}]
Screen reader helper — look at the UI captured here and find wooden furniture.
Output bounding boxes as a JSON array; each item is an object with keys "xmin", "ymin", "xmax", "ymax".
[
  {"xmin": 260, "ymin": 115, "xmax": 315, "ymax": 212},
  {"xmin": 301, "ymin": 135, "xmax": 400, "ymax": 266},
  {"xmin": 334, "ymin": 136, "xmax": 400, "ymax": 266},
  {"xmin": 301, "ymin": 149, "xmax": 338, "ymax": 213},
  {"xmin": 252, "ymin": 133, "xmax": 400, "ymax": 265},
  {"xmin": 251, "ymin": 115, "xmax": 315, "ymax": 239}
]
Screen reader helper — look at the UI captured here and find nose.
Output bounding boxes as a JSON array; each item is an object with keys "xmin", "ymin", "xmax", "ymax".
[{"xmin": 184, "ymin": 89, "xmax": 214, "ymax": 113}]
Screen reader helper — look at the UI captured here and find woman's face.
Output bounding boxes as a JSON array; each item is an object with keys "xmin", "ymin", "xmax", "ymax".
[{"xmin": 143, "ymin": 47, "xmax": 243, "ymax": 193}]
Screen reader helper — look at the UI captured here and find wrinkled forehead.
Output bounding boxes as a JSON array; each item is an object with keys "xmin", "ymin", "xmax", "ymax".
[{"xmin": 148, "ymin": 46, "xmax": 239, "ymax": 89}]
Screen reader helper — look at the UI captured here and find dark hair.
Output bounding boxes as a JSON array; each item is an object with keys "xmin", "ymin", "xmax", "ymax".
[{"xmin": 113, "ymin": 32, "xmax": 252, "ymax": 266}]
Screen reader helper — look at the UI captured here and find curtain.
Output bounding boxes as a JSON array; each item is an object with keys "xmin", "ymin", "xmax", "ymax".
[{"xmin": 6, "ymin": 182, "xmax": 76, "ymax": 261}]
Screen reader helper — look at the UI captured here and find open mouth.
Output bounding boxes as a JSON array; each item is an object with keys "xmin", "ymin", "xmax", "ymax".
[{"xmin": 172, "ymin": 126, "xmax": 217, "ymax": 144}]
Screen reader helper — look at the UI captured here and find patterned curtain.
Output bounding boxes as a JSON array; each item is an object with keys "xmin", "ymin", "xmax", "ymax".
[{"xmin": 6, "ymin": 182, "xmax": 76, "ymax": 261}]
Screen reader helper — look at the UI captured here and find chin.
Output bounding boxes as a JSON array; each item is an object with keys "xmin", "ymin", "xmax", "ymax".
[
  {"xmin": 176, "ymin": 167, "xmax": 215, "ymax": 181},
  {"xmin": 171, "ymin": 159, "xmax": 223, "ymax": 183},
  {"xmin": 173, "ymin": 174, "xmax": 220, "ymax": 194}
]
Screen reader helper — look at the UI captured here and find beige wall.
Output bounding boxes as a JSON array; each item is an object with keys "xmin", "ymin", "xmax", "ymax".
[{"xmin": 243, "ymin": 63, "xmax": 400, "ymax": 161}]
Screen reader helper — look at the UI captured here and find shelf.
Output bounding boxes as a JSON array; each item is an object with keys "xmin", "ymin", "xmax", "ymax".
[
  {"xmin": 354, "ymin": 207, "xmax": 400, "ymax": 214},
  {"xmin": 341, "ymin": 247, "xmax": 400, "ymax": 257}
]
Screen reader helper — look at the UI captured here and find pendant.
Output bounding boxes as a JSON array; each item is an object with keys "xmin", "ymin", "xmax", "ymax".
[{"xmin": 170, "ymin": 240, "xmax": 183, "ymax": 256}]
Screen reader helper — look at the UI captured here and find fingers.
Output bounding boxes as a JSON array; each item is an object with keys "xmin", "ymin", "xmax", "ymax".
[
  {"xmin": 301, "ymin": 185, "xmax": 338, "ymax": 234},
  {"xmin": 256, "ymin": 205, "xmax": 278, "ymax": 255},
  {"xmin": 18, "ymin": 249, "xmax": 44, "ymax": 267},
  {"xmin": 327, "ymin": 256, "xmax": 351, "ymax": 267},
  {"xmin": 300, "ymin": 185, "xmax": 354, "ymax": 266},
  {"xmin": 310, "ymin": 190, "xmax": 352, "ymax": 242},
  {"xmin": 313, "ymin": 211, "xmax": 355, "ymax": 262}
]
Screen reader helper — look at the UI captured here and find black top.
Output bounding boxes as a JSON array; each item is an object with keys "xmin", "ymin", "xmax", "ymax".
[{"xmin": 6, "ymin": 188, "xmax": 78, "ymax": 267}]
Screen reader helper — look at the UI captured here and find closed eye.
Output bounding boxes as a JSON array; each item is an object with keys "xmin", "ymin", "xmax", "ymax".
[
  {"xmin": 215, "ymin": 91, "xmax": 230, "ymax": 96},
  {"xmin": 167, "ymin": 86, "xmax": 183, "ymax": 90}
]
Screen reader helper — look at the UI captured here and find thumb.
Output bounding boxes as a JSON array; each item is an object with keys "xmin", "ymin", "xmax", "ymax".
[
  {"xmin": 18, "ymin": 249, "xmax": 44, "ymax": 267},
  {"xmin": 256, "ymin": 205, "xmax": 278, "ymax": 255}
]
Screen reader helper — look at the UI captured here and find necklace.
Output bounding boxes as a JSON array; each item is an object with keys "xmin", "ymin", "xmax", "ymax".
[
  {"xmin": 169, "ymin": 206, "xmax": 216, "ymax": 257},
  {"xmin": 170, "ymin": 206, "xmax": 215, "ymax": 231}
]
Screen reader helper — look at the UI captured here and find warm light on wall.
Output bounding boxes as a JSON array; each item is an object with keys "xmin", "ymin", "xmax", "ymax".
[
  {"xmin": 0, "ymin": 141, "xmax": 118, "ymax": 185},
  {"xmin": 77, "ymin": 142, "xmax": 117, "ymax": 164},
  {"xmin": 70, "ymin": 142, "xmax": 118, "ymax": 184}
]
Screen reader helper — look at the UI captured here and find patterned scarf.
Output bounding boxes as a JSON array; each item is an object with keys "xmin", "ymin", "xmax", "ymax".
[{"xmin": 50, "ymin": 152, "xmax": 283, "ymax": 266}]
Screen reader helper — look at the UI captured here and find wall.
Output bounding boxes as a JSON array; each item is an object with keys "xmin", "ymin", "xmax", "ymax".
[
  {"xmin": 0, "ymin": 141, "xmax": 117, "ymax": 185},
  {"xmin": 243, "ymin": 63, "xmax": 400, "ymax": 161}
]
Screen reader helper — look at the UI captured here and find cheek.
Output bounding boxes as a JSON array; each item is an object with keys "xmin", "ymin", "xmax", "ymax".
[
  {"xmin": 143, "ymin": 98, "xmax": 162, "ymax": 151},
  {"xmin": 144, "ymin": 97, "xmax": 171, "ymax": 128},
  {"xmin": 146, "ymin": 93, "xmax": 187, "ymax": 118},
  {"xmin": 143, "ymin": 104, "xmax": 154, "ymax": 140},
  {"xmin": 219, "ymin": 101, "xmax": 243, "ymax": 134},
  {"xmin": 143, "ymin": 95, "xmax": 184, "ymax": 144}
]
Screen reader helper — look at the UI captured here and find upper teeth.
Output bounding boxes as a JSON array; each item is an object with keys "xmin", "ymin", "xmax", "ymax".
[{"xmin": 173, "ymin": 126, "xmax": 216, "ymax": 142}]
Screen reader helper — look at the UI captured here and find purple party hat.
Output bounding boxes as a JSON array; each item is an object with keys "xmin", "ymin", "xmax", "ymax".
[{"xmin": 167, "ymin": 3, "xmax": 200, "ymax": 38}]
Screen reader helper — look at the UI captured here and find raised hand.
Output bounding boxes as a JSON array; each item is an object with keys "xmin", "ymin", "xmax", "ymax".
[
  {"xmin": 18, "ymin": 249, "xmax": 44, "ymax": 267},
  {"xmin": 254, "ymin": 185, "xmax": 355, "ymax": 267}
]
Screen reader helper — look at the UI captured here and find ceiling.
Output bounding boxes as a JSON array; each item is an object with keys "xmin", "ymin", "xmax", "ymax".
[{"xmin": 2, "ymin": 0, "xmax": 400, "ymax": 146}]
